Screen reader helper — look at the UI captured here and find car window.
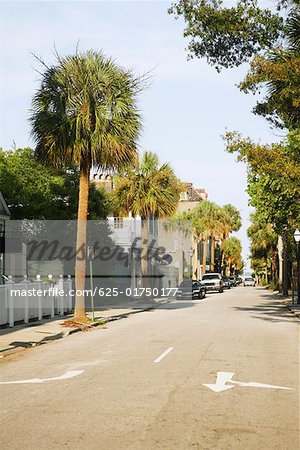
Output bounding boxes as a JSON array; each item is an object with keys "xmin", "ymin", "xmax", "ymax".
[{"xmin": 202, "ymin": 274, "xmax": 219, "ymax": 280}]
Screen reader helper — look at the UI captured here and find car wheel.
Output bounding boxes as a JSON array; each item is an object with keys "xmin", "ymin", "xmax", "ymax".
[{"xmin": 219, "ymin": 288, "xmax": 223, "ymax": 293}]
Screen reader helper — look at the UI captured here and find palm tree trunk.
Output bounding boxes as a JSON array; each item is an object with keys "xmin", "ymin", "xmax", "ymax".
[
  {"xmin": 202, "ymin": 238, "xmax": 207, "ymax": 274},
  {"xmin": 210, "ymin": 237, "xmax": 215, "ymax": 272},
  {"xmin": 227, "ymin": 258, "xmax": 231, "ymax": 276},
  {"xmin": 73, "ymin": 160, "xmax": 90, "ymax": 323},
  {"xmin": 271, "ymin": 246, "xmax": 277, "ymax": 282},
  {"xmin": 141, "ymin": 217, "xmax": 148, "ymax": 287}
]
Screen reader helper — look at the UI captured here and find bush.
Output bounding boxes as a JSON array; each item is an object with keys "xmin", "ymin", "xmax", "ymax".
[{"xmin": 268, "ymin": 280, "xmax": 279, "ymax": 291}]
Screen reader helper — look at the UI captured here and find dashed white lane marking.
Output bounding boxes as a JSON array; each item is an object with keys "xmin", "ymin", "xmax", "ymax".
[
  {"xmin": 153, "ymin": 347, "xmax": 174, "ymax": 363},
  {"xmin": 0, "ymin": 370, "xmax": 84, "ymax": 385}
]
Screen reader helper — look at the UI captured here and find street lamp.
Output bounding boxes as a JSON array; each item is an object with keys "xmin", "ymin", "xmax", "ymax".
[
  {"xmin": 189, "ymin": 248, "xmax": 193, "ymax": 279},
  {"xmin": 293, "ymin": 229, "xmax": 300, "ymax": 305}
]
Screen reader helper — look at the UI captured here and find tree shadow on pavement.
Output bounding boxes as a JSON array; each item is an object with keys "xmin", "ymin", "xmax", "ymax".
[
  {"xmin": 233, "ymin": 297, "xmax": 299, "ymax": 323},
  {"xmin": 0, "ymin": 332, "xmax": 65, "ymax": 354}
]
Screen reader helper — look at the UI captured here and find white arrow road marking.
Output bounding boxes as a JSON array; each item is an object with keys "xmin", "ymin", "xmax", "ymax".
[
  {"xmin": 203, "ymin": 372, "xmax": 236, "ymax": 392},
  {"xmin": 0, "ymin": 370, "xmax": 84, "ymax": 385},
  {"xmin": 203, "ymin": 372, "xmax": 293, "ymax": 393},
  {"xmin": 153, "ymin": 347, "xmax": 174, "ymax": 363}
]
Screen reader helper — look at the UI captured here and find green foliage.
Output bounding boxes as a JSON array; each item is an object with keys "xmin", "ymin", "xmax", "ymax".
[
  {"xmin": 247, "ymin": 210, "xmax": 277, "ymax": 278},
  {"xmin": 191, "ymin": 201, "xmax": 241, "ymax": 238},
  {"xmin": 113, "ymin": 151, "xmax": 182, "ymax": 219},
  {"xmin": 223, "ymin": 203, "xmax": 242, "ymax": 232},
  {"xmin": 170, "ymin": 201, "xmax": 242, "ymax": 274},
  {"xmin": 222, "ymin": 236, "xmax": 243, "ymax": 273},
  {"xmin": 169, "ymin": 1, "xmax": 300, "ymax": 131},
  {"xmin": 168, "ymin": 0, "xmax": 283, "ymax": 71},
  {"xmin": 30, "ymin": 50, "xmax": 143, "ymax": 171},
  {"xmin": 268, "ymin": 280, "xmax": 279, "ymax": 291},
  {"xmin": 239, "ymin": 4, "xmax": 300, "ymax": 129},
  {"xmin": 0, "ymin": 147, "xmax": 110, "ymax": 219},
  {"xmin": 224, "ymin": 130, "xmax": 300, "ymax": 233},
  {"xmin": 247, "ymin": 211, "xmax": 277, "ymax": 250}
]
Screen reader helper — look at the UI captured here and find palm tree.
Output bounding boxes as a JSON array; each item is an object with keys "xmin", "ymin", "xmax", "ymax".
[
  {"xmin": 113, "ymin": 151, "xmax": 182, "ymax": 282},
  {"xmin": 191, "ymin": 201, "xmax": 222, "ymax": 272},
  {"xmin": 222, "ymin": 237, "xmax": 243, "ymax": 276},
  {"xmin": 30, "ymin": 50, "xmax": 142, "ymax": 323},
  {"xmin": 247, "ymin": 212, "xmax": 277, "ymax": 284}
]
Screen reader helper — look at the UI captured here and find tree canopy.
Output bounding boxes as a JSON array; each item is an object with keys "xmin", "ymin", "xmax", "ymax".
[
  {"xmin": 113, "ymin": 151, "xmax": 182, "ymax": 219},
  {"xmin": 0, "ymin": 147, "xmax": 110, "ymax": 220},
  {"xmin": 169, "ymin": 0, "xmax": 283, "ymax": 71},
  {"xmin": 224, "ymin": 130, "xmax": 300, "ymax": 233}
]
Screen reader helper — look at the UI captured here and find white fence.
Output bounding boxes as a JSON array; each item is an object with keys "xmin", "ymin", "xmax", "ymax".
[{"xmin": 0, "ymin": 275, "xmax": 73, "ymax": 327}]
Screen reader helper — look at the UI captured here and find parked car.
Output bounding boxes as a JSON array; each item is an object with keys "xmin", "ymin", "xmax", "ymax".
[
  {"xmin": 222, "ymin": 276, "xmax": 231, "ymax": 289},
  {"xmin": 236, "ymin": 276, "xmax": 243, "ymax": 285},
  {"xmin": 176, "ymin": 279, "xmax": 206, "ymax": 300},
  {"xmin": 201, "ymin": 273, "xmax": 224, "ymax": 293},
  {"xmin": 228, "ymin": 276, "xmax": 237, "ymax": 287},
  {"xmin": 244, "ymin": 277, "xmax": 255, "ymax": 287}
]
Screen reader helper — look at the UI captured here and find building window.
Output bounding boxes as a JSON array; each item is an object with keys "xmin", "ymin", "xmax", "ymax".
[{"xmin": 114, "ymin": 217, "xmax": 124, "ymax": 229}]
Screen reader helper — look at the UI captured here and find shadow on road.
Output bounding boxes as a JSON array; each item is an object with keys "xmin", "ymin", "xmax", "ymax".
[
  {"xmin": 233, "ymin": 290, "xmax": 299, "ymax": 323},
  {"xmin": 0, "ymin": 331, "xmax": 65, "ymax": 354}
]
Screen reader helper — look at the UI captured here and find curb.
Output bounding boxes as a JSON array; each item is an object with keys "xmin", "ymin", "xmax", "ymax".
[
  {"xmin": 0, "ymin": 301, "xmax": 170, "ymax": 359},
  {"xmin": 66, "ymin": 306, "xmax": 155, "ymax": 336},
  {"xmin": 64, "ymin": 305, "xmax": 160, "ymax": 337}
]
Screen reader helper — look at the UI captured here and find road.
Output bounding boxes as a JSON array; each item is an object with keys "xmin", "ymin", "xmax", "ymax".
[{"xmin": 0, "ymin": 287, "xmax": 299, "ymax": 449}]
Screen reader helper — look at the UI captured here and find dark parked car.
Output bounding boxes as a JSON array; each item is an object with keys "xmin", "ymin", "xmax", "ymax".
[
  {"xmin": 176, "ymin": 280, "xmax": 206, "ymax": 300},
  {"xmin": 222, "ymin": 276, "xmax": 231, "ymax": 289},
  {"xmin": 228, "ymin": 276, "xmax": 237, "ymax": 287},
  {"xmin": 236, "ymin": 276, "xmax": 243, "ymax": 285}
]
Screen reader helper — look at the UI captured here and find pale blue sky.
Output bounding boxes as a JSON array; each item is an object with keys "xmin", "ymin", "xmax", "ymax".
[{"xmin": 0, "ymin": 1, "xmax": 282, "ymax": 267}]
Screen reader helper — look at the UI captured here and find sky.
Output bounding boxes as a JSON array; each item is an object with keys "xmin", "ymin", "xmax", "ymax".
[{"xmin": 0, "ymin": 0, "xmax": 282, "ymax": 269}]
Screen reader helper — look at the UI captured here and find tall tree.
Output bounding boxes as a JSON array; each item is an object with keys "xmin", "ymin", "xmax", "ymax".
[
  {"xmin": 0, "ymin": 147, "xmax": 111, "ymax": 220},
  {"xmin": 30, "ymin": 50, "xmax": 142, "ymax": 323},
  {"xmin": 174, "ymin": 201, "xmax": 241, "ymax": 273},
  {"xmin": 192, "ymin": 201, "xmax": 224, "ymax": 271},
  {"xmin": 222, "ymin": 237, "xmax": 243, "ymax": 276},
  {"xmin": 239, "ymin": 3, "xmax": 300, "ymax": 130},
  {"xmin": 113, "ymin": 151, "xmax": 182, "ymax": 281},
  {"xmin": 168, "ymin": 0, "xmax": 283, "ymax": 71},
  {"xmin": 247, "ymin": 211, "xmax": 278, "ymax": 285}
]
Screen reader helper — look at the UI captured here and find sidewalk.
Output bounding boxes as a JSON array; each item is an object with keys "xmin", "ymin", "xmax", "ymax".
[
  {"xmin": 0, "ymin": 297, "xmax": 171, "ymax": 358},
  {"xmin": 286, "ymin": 303, "xmax": 300, "ymax": 318},
  {"xmin": 279, "ymin": 290, "xmax": 300, "ymax": 318}
]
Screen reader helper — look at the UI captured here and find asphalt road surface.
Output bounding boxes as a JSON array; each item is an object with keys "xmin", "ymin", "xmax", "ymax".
[{"xmin": 0, "ymin": 287, "xmax": 299, "ymax": 450}]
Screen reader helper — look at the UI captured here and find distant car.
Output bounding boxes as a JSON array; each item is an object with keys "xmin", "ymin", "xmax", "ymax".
[
  {"xmin": 244, "ymin": 277, "xmax": 255, "ymax": 287},
  {"xmin": 201, "ymin": 273, "xmax": 223, "ymax": 293},
  {"xmin": 222, "ymin": 276, "xmax": 231, "ymax": 289},
  {"xmin": 236, "ymin": 276, "xmax": 243, "ymax": 285},
  {"xmin": 228, "ymin": 276, "xmax": 237, "ymax": 287},
  {"xmin": 176, "ymin": 280, "xmax": 206, "ymax": 300}
]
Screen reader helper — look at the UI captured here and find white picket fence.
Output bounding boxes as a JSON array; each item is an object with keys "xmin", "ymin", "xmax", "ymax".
[{"xmin": 0, "ymin": 275, "xmax": 73, "ymax": 327}]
